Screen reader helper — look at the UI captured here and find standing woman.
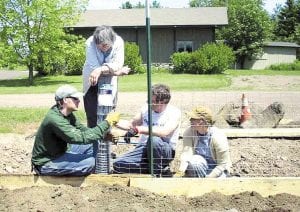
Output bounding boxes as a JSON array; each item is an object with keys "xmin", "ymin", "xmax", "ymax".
[
  {"xmin": 82, "ymin": 25, "xmax": 130, "ymax": 127},
  {"xmin": 178, "ymin": 106, "xmax": 232, "ymax": 178}
]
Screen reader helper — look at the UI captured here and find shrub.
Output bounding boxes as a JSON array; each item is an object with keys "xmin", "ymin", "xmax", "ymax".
[
  {"xmin": 124, "ymin": 42, "xmax": 145, "ymax": 74},
  {"xmin": 170, "ymin": 52, "xmax": 193, "ymax": 73},
  {"xmin": 269, "ymin": 60, "xmax": 300, "ymax": 71},
  {"xmin": 170, "ymin": 43, "xmax": 235, "ymax": 74},
  {"xmin": 196, "ymin": 43, "xmax": 235, "ymax": 74}
]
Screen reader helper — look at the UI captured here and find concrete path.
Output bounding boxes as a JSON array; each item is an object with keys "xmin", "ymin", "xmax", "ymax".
[{"xmin": 0, "ymin": 70, "xmax": 30, "ymax": 80}]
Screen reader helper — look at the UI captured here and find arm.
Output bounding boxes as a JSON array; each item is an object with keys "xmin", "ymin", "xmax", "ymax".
[
  {"xmin": 136, "ymin": 111, "xmax": 181, "ymax": 137},
  {"xmin": 115, "ymin": 112, "xmax": 143, "ymax": 131},
  {"xmin": 178, "ymin": 127, "xmax": 194, "ymax": 172},
  {"xmin": 89, "ymin": 36, "xmax": 128, "ymax": 85},
  {"xmin": 51, "ymin": 116, "xmax": 110, "ymax": 145},
  {"xmin": 73, "ymin": 114, "xmax": 89, "ymax": 131},
  {"xmin": 102, "ymin": 36, "xmax": 124, "ymax": 72},
  {"xmin": 206, "ymin": 131, "xmax": 231, "ymax": 178}
]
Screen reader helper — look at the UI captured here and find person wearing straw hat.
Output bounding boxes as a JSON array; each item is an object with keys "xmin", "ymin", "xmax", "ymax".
[
  {"xmin": 178, "ymin": 106, "xmax": 231, "ymax": 178},
  {"xmin": 31, "ymin": 84, "xmax": 120, "ymax": 176}
]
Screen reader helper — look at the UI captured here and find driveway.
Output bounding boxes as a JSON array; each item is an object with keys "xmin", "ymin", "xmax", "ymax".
[{"xmin": 0, "ymin": 70, "xmax": 30, "ymax": 80}]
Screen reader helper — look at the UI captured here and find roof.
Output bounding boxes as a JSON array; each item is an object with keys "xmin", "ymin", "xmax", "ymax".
[
  {"xmin": 74, "ymin": 7, "xmax": 228, "ymax": 28},
  {"xmin": 265, "ymin": 42, "xmax": 300, "ymax": 48}
]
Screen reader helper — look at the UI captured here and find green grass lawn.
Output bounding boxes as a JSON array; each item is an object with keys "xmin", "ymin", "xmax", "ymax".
[
  {"xmin": 1, "ymin": 69, "xmax": 300, "ymax": 94},
  {"xmin": 0, "ymin": 107, "xmax": 87, "ymax": 134}
]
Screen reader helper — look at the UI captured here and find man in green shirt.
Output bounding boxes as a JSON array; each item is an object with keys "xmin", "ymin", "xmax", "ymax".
[{"xmin": 31, "ymin": 84, "xmax": 120, "ymax": 176}]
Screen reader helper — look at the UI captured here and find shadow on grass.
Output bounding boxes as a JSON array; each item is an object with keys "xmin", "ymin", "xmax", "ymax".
[{"xmin": 0, "ymin": 76, "xmax": 79, "ymax": 88}]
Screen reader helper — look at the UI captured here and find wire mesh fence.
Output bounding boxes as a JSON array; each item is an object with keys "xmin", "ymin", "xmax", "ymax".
[{"xmin": 110, "ymin": 91, "xmax": 300, "ymax": 177}]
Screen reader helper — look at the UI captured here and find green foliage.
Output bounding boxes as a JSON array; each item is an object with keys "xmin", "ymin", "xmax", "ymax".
[
  {"xmin": 121, "ymin": 0, "xmax": 161, "ymax": 9},
  {"xmin": 269, "ymin": 60, "xmax": 300, "ymax": 71},
  {"xmin": 124, "ymin": 42, "xmax": 145, "ymax": 74},
  {"xmin": 217, "ymin": 0, "xmax": 271, "ymax": 69},
  {"xmin": 170, "ymin": 43, "xmax": 235, "ymax": 74},
  {"xmin": 170, "ymin": 52, "xmax": 193, "ymax": 73},
  {"xmin": 189, "ymin": 0, "xmax": 227, "ymax": 7},
  {"xmin": 36, "ymin": 34, "xmax": 85, "ymax": 76},
  {"xmin": 0, "ymin": 42, "xmax": 18, "ymax": 69},
  {"xmin": 273, "ymin": 0, "xmax": 300, "ymax": 43},
  {"xmin": 0, "ymin": 0, "xmax": 88, "ymax": 84},
  {"xmin": 196, "ymin": 43, "xmax": 235, "ymax": 74},
  {"xmin": 63, "ymin": 36, "xmax": 85, "ymax": 76}
]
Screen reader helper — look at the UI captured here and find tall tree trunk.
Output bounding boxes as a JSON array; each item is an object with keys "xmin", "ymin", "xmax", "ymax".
[
  {"xmin": 240, "ymin": 55, "xmax": 246, "ymax": 69},
  {"xmin": 28, "ymin": 63, "xmax": 34, "ymax": 86}
]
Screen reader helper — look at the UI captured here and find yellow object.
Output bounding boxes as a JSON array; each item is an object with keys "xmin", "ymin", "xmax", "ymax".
[
  {"xmin": 173, "ymin": 171, "xmax": 185, "ymax": 177},
  {"xmin": 105, "ymin": 112, "xmax": 120, "ymax": 126}
]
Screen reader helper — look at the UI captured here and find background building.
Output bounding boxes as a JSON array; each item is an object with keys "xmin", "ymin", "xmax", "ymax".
[
  {"xmin": 243, "ymin": 42, "xmax": 300, "ymax": 70},
  {"xmin": 71, "ymin": 7, "xmax": 228, "ymax": 63}
]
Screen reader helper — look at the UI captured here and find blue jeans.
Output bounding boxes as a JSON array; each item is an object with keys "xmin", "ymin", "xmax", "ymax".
[
  {"xmin": 38, "ymin": 144, "xmax": 95, "ymax": 176},
  {"xmin": 113, "ymin": 136, "xmax": 174, "ymax": 175}
]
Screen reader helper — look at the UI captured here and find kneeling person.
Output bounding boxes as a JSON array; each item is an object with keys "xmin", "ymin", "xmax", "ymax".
[
  {"xmin": 179, "ymin": 106, "xmax": 231, "ymax": 178},
  {"xmin": 113, "ymin": 84, "xmax": 181, "ymax": 176},
  {"xmin": 31, "ymin": 85, "xmax": 120, "ymax": 176}
]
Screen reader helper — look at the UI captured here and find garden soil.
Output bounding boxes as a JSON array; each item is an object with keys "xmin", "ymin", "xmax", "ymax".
[{"xmin": 0, "ymin": 75, "xmax": 300, "ymax": 211}]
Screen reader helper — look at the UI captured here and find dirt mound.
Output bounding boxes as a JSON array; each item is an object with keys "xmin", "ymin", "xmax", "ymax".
[
  {"xmin": 0, "ymin": 133, "xmax": 300, "ymax": 211},
  {"xmin": 1, "ymin": 183, "xmax": 299, "ymax": 211}
]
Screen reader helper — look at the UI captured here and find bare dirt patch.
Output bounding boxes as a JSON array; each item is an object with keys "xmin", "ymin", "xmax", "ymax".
[
  {"xmin": 0, "ymin": 134, "xmax": 300, "ymax": 211},
  {"xmin": 229, "ymin": 75, "xmax": 300, "ymax": 91},
  {"xmin": 1, "ymin": 184, "xmax": 299, "ymax": 212}
]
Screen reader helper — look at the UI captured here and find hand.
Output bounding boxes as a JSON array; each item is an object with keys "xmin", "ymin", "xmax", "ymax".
[
  {"xmin": 124, "ymin": 127, "xmax": 138, "ymax": 144},
  {"xmin": 104, "ymin": 128, "xmax": 120, "ymax": 144},
  {"xmin": 115, "ymin": 66, "xmax": 131, "ymax": 76},
  {"xmin": 105, "ymin": 112, "xmax": 120, "ymax": 126},
  {"xmin": 89, "ymin": 68, "xmax": 102, "ymax": 86}
]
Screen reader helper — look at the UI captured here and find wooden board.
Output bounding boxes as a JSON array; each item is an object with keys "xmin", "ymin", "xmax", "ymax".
[{"xmin": 130, "ymin": 177, "xmax": 300, "ymax": 197}]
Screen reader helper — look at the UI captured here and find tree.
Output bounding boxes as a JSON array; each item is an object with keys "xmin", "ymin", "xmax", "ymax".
[
  {"xmin": 121, "ymin": 1, "xmax": 133, "ymax": 9},
  {"xmin": 189, "ymin": 0, "xmax": 227, "ymax": 7},
  {"xmin": 273, "ymin": 0, "xmax": 300, "ymax": 42},
  {"xmin": 0, "ymin": 0, "xmax": 87, "ymax": 85},
  {"xmin": 217, "ymin": 0, "xmax": 271, "ymax": 69},
  {"xmin": 121, "ymin": 1, "xmax": 161, "ymax": 9}
]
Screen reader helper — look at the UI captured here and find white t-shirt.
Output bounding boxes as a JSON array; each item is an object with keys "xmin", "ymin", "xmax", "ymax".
[{"xmin": 139, "ymin": 104, "xmax": 181, "ymax": 150}]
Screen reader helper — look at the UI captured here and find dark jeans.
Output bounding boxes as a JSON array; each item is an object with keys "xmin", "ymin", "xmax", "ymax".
[
  {"xmin": 113, "ymin": 136, "xmax": 175, "ymax": 175},
  {"xmin": 84, "ymin": 86, "xmax": 98, "ymax": 127}
]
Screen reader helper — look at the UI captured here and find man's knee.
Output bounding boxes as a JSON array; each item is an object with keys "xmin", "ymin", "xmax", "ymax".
[{"xmin": 150, "ymin": 136, "xmax": 163, "ymax": 147}]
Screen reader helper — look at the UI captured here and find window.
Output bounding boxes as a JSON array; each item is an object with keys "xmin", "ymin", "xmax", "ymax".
[{"xmin": 176, "ymin": 41, "xmax": 193, "ymax": 53}]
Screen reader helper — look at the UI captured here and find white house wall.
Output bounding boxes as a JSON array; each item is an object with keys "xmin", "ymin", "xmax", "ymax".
[{"xmin": 244, "ymin": 47, "xmax": 297, "ymax": 70}]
